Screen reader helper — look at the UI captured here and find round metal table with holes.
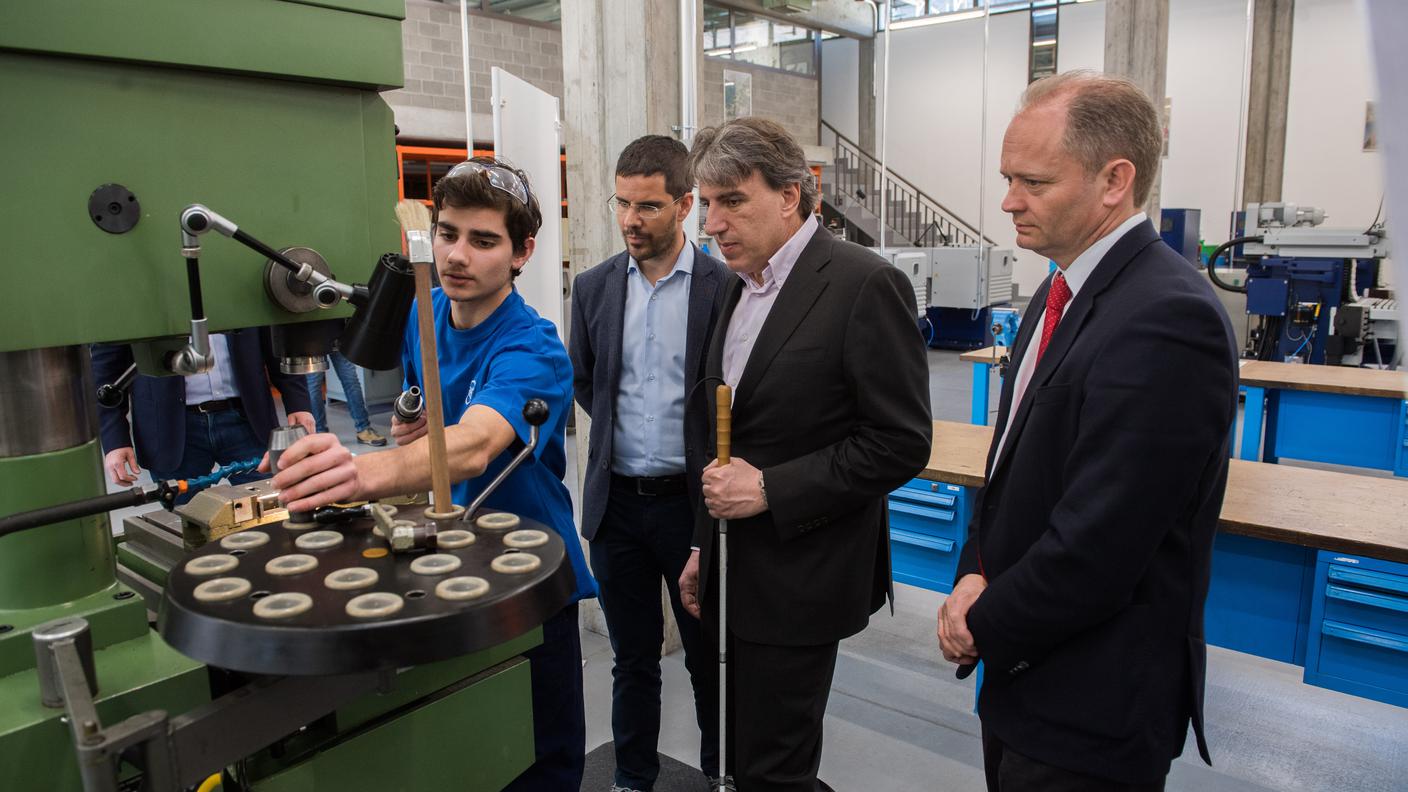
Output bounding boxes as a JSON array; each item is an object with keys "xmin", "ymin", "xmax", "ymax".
[{"xmin": 157, "ymin": 510, "xmax": 574, "ymax": 675}]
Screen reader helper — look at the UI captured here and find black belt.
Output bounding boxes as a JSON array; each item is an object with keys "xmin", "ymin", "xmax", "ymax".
[
  {"xmin": 188, "ymin": 397, "xmax": 243, "ymax": 414},
  {"xmin": 611, "ymin": 472, "xmax": 688, "ymax": 497}
]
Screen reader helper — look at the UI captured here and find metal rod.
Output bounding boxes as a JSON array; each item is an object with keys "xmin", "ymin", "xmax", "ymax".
[
  {"xmin": 1232, "ymin": 0, "xmax": 1256, "ymax": 222},
  {"xmin": 0, "ymin": 487, "xmax": 156, "ymax": 540},
  {"xmin": 714, "ymin": 383, "xmax": 732, "ymax": 790},
  {"xmin": 461, "ymin": 0, "xmax": 474, "ymax": 149},
  {"xmin": 231, "ymin": 229, "xmax": 302, "ymax": 275}
]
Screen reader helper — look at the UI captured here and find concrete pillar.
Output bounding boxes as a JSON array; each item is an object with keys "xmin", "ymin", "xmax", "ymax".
[
  {"xmin": 1103, "ymin": 0, "xmax": 1170, "ymax": 219},
  {"xmin": 1242, "ymin": 0, "xmax": 1294, "ymax": 205},
  {"xmin": 561, "ymin": 0, "xmax": 697, "ymax": 652},
  {"xmin": 858, "ymin": 36, "xmax": 877, "ymax": 155}
]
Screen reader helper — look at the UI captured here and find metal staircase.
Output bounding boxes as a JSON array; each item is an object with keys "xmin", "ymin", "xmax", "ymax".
[{"xmin": 819, "ymin": 120, "xmax": 992, "ymax": 248}]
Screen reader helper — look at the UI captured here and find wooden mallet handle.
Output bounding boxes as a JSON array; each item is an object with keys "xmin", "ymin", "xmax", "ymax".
[{"xmin": 716, "ymin": 384, "xmax": 732, "ymax": 466}]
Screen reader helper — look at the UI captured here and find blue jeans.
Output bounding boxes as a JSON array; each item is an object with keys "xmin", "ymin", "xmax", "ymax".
[
  {"xmin": 590, "ymin": 484, "xmax": 719, "ymax": 789},
  {"xmin": 503, "ymin": 603, "xmax": 587, "ymax": 791},
  {"xmin": 149, "ymin": 408, "xmax": 269, "ymax": 504},
  {"xmin": 305, "ymin": 351, "xmax": 371, "ymax": 433}
]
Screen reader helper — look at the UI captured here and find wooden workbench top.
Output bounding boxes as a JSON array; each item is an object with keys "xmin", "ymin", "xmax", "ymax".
[
  {"xmin": 921, "ymin": 420, "xmax": 994, "ymax": 488},
  {"xmin": 917, "ymin": 420, "xmax": 1408, "ymax": 563},
  {"xmin": 1238, "ymin": 360, "xmax": 1408, "ymax": 399},
  {"xmin": 959, "ymin": 346, "xmax": 1008, "ymax": 364}
]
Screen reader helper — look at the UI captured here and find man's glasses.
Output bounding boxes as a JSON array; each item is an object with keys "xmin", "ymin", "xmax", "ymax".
[
  {"xmin": 608, "ymin": 194, "xmax": 685, "ymax": 221},
  {"xmin": 445, "ymin": 161, "xmax": 531, "ymax": 206}
]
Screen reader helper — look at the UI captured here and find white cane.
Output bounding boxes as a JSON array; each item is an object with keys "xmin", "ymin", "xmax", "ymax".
[{"xmin": 715, "ymin": 383, "xmax": 732, "ymax": 791}]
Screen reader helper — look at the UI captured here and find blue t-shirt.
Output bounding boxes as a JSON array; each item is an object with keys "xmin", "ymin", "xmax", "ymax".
[{"xmin": 402, "ymin": 287, "xmax": 596, "ymax": 604}]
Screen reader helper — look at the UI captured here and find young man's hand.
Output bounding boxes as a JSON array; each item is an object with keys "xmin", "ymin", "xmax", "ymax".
[
  {"xmin": 391, "ymin": 414, "xmax": 428, "ymax": 446},
  {"xmin": 260, "ymin": 433, "xmax": 362, "ymax": 513}
]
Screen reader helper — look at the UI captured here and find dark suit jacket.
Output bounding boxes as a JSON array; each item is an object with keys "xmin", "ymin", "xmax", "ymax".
[
  {"xmin": 569, "ymin": 242, "xmax": 729, "ymax": 541},
  {"xmin": 91, "ymin": 328, "xmax": 314, "ymax": 472},
  {"xmin": 694, "ymin": 229, "xmax": 932, "ymax": 646},
  {"xmin": 955, "ymin": 220, "xmax": 1238, "ymax": 784}
]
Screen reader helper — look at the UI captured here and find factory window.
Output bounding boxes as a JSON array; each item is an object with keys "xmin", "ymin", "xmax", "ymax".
[
  {"xmin": 484, "ymin": 0, "xmax": 560, "ymax": 24},
  {"xmin": 434, "ymin": 0, "xmax": 560, "ymax": 26},
  {"xmin": 1028, "ymin": 2, "xmax": 1059, "ymax": 83},
  {"xmin": 887, "ymin": 0, "xmax": 1084, "ymax": 28},
  {"xmin": 703, "ymin": 3, "xmax": 820, "ymax": 77}
]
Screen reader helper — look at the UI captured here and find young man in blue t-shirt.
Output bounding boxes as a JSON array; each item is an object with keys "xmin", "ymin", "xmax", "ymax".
[{"xmin": 269, "ymin": 157, "xmax": 595, "ymax": 790}]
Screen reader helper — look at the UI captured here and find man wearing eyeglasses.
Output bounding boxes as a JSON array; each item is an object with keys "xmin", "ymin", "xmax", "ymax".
[
  {"xmin": 268, "ymin": 157, "xmax": 597, "ymax": 790},
  {"xmin": 570, "ymin": 135, "xmax": 730, "ymax": 792}
]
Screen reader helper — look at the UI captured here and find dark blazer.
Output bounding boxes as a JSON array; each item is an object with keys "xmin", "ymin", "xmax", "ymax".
[
  {"xmin": 570, "ymin": 242, "xmax": 729, "ymax": 541},
  {"xmin": 694, "ymin": 229, "xmax": 932, "ymax": 646},
  {"xmin": 955, "ymin": 220, "xmax": 1239, "ymax": 785},
  {"xmin": 91, "ymin": 328, "xmax": 314, "ymax": 472}
]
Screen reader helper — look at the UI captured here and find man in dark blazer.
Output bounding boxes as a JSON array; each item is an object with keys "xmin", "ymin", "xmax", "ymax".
[
  {"xmin": 570, "ymin": 135, "xmax": 729, "ymax": 791},
  {"xmin": 677, "ymin": 118, "xmax": 932, "ymax": 791},
  {"xmin": 939, "ymin": 71, "xmax": 1239, "ymax": 791},
  {"xmin": 92, "ymin": 327, "xmax": 314, "ymax": 498}
]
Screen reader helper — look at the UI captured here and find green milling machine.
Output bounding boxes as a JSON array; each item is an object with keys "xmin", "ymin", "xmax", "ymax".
[{"xmin": 0, "ymin": 2, "xmax": 573, "ymax": 789}]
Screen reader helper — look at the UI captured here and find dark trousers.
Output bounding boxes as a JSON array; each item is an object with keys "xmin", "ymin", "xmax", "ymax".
[
  {"xmin": 981, "ymin": 728, "xmax": 1166, "ymax": 792},
  {"xmin": 503, "ymin": 603, "xmax": 586, "ymax": 791},
  {"xmin": 730, "ymin": 633, "xmax": 839, "ymax": 792},
  {"xmin": 149, "ymin": 408, "xmax": 268, "ymax": 504},
  {"xmin": 591, "ymin": 484, "xmax": 718, "ymax": 789}
]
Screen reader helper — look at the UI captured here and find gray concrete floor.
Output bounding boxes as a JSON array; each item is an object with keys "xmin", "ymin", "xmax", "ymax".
[{"xmin": 103, "ymin": 351, "xmax": 1408, "ymax": 790}]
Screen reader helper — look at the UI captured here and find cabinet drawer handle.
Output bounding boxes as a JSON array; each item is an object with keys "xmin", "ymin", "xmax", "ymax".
[
  {"xmin": 889, "ymin": 528, "xmax": 955, "ymax": 553},
  {"xmin": 1322, "ymin": 620, "xmax": 1408, "ymax": 654},
  {"xmin": 889, "ymin": 501, "xmax": 955, "ymax": 523},
  {"xmin": 1326, "ymin": 584, "xmax": 1408, "ymax": 614},
  {"xmin": 1328, "ymin": 566, "xmax": 1408, "ymax": 597},
  {"xmin": 891, "ymin": 489, "xmax": 958, "ymax": 509}
]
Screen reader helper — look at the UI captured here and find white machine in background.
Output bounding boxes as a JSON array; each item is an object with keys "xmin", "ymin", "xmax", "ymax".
[{"xmin": 884, "ymin": 246, "xmax": 1015, "ymax": 348}]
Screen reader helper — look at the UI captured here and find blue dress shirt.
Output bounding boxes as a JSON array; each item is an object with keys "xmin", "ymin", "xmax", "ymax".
[{"xmin": 612, "ymin": 242, "xmax": 694, "ymax": 477}]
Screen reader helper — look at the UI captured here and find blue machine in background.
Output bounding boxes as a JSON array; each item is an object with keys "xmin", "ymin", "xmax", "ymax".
[
  {"xmin": 1161, "ymin": 207, "xmax": 1203, "ymax": 266},
  {"xmin": 1244, "ymin": 256, "xmax": 1381, "ymax": 363},
  {"xmin": 1207, "ymin": 202, "xmax": 1393, "ymax": 365}
]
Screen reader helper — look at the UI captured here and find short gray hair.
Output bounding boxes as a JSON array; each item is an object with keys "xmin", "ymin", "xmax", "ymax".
[
  {"xmin": 688, "ymin": 117, "xmax": 818, "ymax": 219},
  {"xmin": 1020, "ymin": 70, "xmax": 1163, "ymax": 206}
]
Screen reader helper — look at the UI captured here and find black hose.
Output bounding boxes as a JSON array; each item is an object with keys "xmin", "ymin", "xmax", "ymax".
[
  {"xmin": 1206, "ymin": 235, "xmax": 1263, "ymax": 294},
  {"xmin": 0, "ymin": 487, "xmax": 155, "ymax": 540}
]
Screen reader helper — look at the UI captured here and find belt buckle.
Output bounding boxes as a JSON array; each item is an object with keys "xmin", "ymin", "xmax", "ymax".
[
  {"xmin": 195, "ymin": 401, "xmax": 215, "ymax": 414},
  {"xmin": 635, "ymin": 478, "xmax": 652, "ymax": 497}
]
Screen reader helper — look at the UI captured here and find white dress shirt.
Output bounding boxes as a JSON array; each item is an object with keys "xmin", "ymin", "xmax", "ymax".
[
  {"xmin": 722, "ymin": 214, "xmax": 820, "ymax": 394},
  {"xmin": 992, "ymin": 212, "xmax": 1147, "ymax": 469}
]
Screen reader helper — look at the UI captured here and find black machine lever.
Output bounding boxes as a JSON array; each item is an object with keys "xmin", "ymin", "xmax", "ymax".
[
  {"xmin": 463, "ymin": 399, "xmax": 550, "ymax": 520},
  {"xmin": 95, "ymin": 363, "xmax": 138, "ymax": 409}
]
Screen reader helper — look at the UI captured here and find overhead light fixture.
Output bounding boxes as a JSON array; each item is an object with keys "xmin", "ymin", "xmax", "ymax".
[
  {"xmin": 890, "ymin": 9, "xmax": 986, "ymax": 29},
  {"xmin": 1032, "ymin": 39, "xmax": 1057, "ymax": 47}
]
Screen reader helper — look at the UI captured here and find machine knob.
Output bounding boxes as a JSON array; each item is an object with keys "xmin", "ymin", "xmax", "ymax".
[{"xmin": 522, "ymin": 399, "xmax": 549, "ymax": 427}]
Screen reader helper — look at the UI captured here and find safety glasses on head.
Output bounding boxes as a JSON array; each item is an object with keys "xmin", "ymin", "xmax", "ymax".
[{"xmin": 445, "ymin": 160, "xmax": 531, "ymax": 206}]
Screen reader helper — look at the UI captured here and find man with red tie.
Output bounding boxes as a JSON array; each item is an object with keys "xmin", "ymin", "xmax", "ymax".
[{"xmin": 939, "ymin": 70, "xmax": 1239, "ymax": 791}]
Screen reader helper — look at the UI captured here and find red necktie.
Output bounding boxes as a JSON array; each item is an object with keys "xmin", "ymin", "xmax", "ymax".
[{"xmin": 1036, "ymin": 272, "xmax": 1072, "ymax": 364}]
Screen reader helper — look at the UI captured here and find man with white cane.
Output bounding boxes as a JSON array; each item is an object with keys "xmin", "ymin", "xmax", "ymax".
[{"xmin": 678, "ymin": 118, "xmax": 931, "ymax": 792}]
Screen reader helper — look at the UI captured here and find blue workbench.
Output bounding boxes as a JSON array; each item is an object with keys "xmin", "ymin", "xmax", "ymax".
[
  {"xmin": 901, "ymin": 421, "xmax": 1408, "ymax": 707},
  {"xmin": 1237, "ymin": 360, "xmax": 1408, "ymax": 475}
]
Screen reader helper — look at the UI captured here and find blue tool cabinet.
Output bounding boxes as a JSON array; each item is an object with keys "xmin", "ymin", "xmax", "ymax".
[
  {"xmin": 888, "ymin": 479, "xmax": 971, "ymax": 594},
  {"xmin": 1304, "ymin": 551, "xmax": 1408, "ymax": 708}
]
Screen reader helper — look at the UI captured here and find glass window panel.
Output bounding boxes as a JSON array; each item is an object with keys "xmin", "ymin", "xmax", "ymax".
[
  {"xmin": 889, "ymin": 0, "xmax": 924, "ymax": 21},
  {"xmin": 485, "ymin": 0, "xmax": 560, "ymax": 23}
]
